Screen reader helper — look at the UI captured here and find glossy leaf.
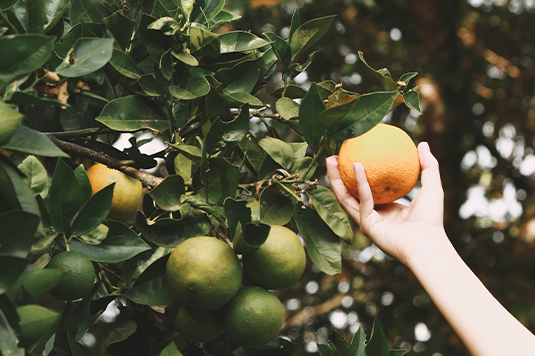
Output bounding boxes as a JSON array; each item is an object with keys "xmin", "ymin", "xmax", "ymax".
[
  {"xmin": 317, "ymin": 341, "xmax": 338, "ymax": 356},
  {"xmin": 358, "ymin": 51, "xmax": 397, "ymax": 91},
  {"xmin": 399, "ymin": 71, "xmax": 418, "ymax": 86},
  {"xmin": 0, "ymin": 158, "xmax": 40, "ymax": 216},
  {"xmin": 56, "ymin": 38, "xmax": 114, "ymax": 77},
  {"xmin": 148, "ymin": 174, "xmax": 185, "ymax": 211},
  {"xmin": 189, "ymin": 26, "xmax": 220, "ymax": 58},
  {"xmin": 167, "ymin": 142, "xmax": 202, "ymax": 161},
  {"xmin": 299, "ymin": 82, "xmax": 325, "ymax": 149},
  {"xmin": 306, "ymin": 186, "xmax": 353, "ymax": 243},
  {"xmin": 233, "ymin": 221, "xmax": 270, "ymax": 255},
  {"xmin": 365, "ymin": 319, "xmax": 390, "ymax": 356},
  {"xmin": 159, "ymin": 341, "xmax": 183, "ymax": 356},
  {"xmin": 125, "ymin": 255, "xmax": 176, "ymax": 306},
  {"xmin": 204, "ymin": 103, "xmax": 250, "ymax": 154},
  {"xmin": 258, "ymin": 136, "xmax": 294, "ymax": 170},
  {"xmin": 25, "ymin": 0, "xmax": 46, "ymax": 33},
  {"xmin": 289, "ymin": 7, "xmax": 301, "ymax": 40},
  {"xmin": 289, "ymin": 15, "xmax": 336, "ymax": 60},
  {"xmin": 2, "ymin": 125, "xmax": 68, "ymax": 157},
  {"xmin": 330, "ymin": 91, "xmax": 399, "ymax": 141},
  {"xmin": 194, "ymin": 158, "xmax": 240, "ymax": 204},
  {"xmin": 147, "ymin": 16, "xmax": 181, "ymax": 36},
  {"xmin": 271, "ymin": 84, "xmax": 308, "ymax": 99},
  {"xmin": 96, "ymin": 96, "xmax": 168, "ymax": 132},
  {"xmin": 276, "ymin": 97, "xmax": 300, "ymax": 120},
  {"xmin": 333, "ymin": 329, "xmax": 357, "ymax": 356},
  {"xmin": 223, "ymin": 197, "xmax": 252, "ymax": 238},
  {"xmin": 70, "ymin": 183, "xmax": 114, "ymax": 237},
  {"xmin": 0, "ymin": 211, "xmax": 40, "ymax": 258},
  {"xmin": 7, "ymin": 268, "xmax": 66, "ymax": 303},
  {"xmin": 389, "ymin": 350, "xmax": 407, "ymax": 356},
  {"xmin": 16, "ymin": 305, "xmax": 60, "ymax": 345},
  {"xmin": 139, "ymin": 14, "xmax": 172, "ymax": 61},
  {"xmin": 70, "ymin": 0, "xmax": 112, "ymax": 24},
  {"xmin": 18, "ymin": 155, "xmax": 50, "ymax": 198},
  {"xmin": 259, "ymin": 184, "xmax": 293, "ymax": 225},
  {"xmin": 109, "ymin": 49, "xmax": 143, "ymax": 80},
  {"xmin": 403, "ymin": 89, "xmax": 422, "ymax": 114},
  {"xmin": 43, "ymin": 0, "xmax": 70, "ymax": 33},
  {"xmin": 73, "ymin": 165, "xmax": 93, "ymax": 205},
  {"xmin": 219, "ymin": 31, "xmax": 269, "ymax": 53},
  {"xmin": 48, "ymin": 158, "xmax": 81, "ymax": 234},
  {"xmin": 293, "ymin": 203, "xmax": 342, "ymax": 275},
  {"xmin": 169, "ymin": 76, "xmax": 210, "ymax": 100},
  {"xmin": 70, "ymin": 221, "xmax": 151, "ymax": 263},
  {"xmin": 0, "ymin": 34, "xmax": 55, "ymax": 90},
  {"xmin": 238, "ymin": 134, "xmax": 265, "ymax": 174},
  {"xmin": 264, "ymin": 32, "xmax": 292, "ymax": 70},
  {"xmin": 0, "ymin": 302, "xmax": 23, "ymax": 356},
  {"xmin": 7, "ymin": 91, "xmax": 70, "ymax": 108},
  {"xmin": 0, "ymin": 101, "xmax": 23, "ymax": 146},
  {"xmin": 320, "ymin": 97, "xmax": 359, "ymax": 129},
  {"xmin": 138, "ymin": 74, "xmax": 165, "ymax": 97},
  {"xmin": 192, "ymin": 0, "xmax": 224, "ymax": 23},
  {"xmin": 180, "ymin": 0, "xmax": 194, "ymax": 19},
  {"xmin": 171, "ymin": 51, "xmax": 198, "ymax": 66},
  {"xmin": 351, "ymin": 327, "xmax": 367, "ymax": 356}
]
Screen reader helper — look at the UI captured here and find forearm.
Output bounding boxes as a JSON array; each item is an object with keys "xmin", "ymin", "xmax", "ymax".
[{"xmin": 407, "ymin": 232, "xmax": 535, "ymax": 356}]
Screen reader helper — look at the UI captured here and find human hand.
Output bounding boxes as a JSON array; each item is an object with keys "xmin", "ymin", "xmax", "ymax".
[{"xmin": 326, "ymin": 142, "xmax": 447, "ymax": 266}]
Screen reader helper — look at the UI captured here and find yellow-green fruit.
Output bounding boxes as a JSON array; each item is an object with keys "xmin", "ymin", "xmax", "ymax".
[
  {"xmin": 86, "ymin": 163, "xmax": 142, "ymax": 221},
  {"xmin": 47, "ymin": 251, "xmax": 96, "ymax": 300},
  {"xmin": 16, "ymin": 305, "xmax": 60, "ymax": 345},
  {"xmin": 221, "ymin": 286, "xmax": 283, "ymax": 348},
  {"xmin": 173, "ymin": 304, "xmax": 223, "ymax": 342},
  {"xmin": 166, "ymin": 236, "xmax": 242, "ymax": 310},
  {"xmin": 242, "ymin": 225, "xmax": 306, "ymax": 290}
]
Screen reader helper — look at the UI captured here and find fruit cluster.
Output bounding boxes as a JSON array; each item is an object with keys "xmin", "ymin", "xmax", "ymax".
[{"xmin": 166, "ymin": 226, "xmax": 307, "ymax": 348}]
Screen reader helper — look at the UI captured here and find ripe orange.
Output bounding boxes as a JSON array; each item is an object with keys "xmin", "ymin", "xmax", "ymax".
[{"xmin": 338, "ymin": 123, "xmax": 420, "ymax": 205}]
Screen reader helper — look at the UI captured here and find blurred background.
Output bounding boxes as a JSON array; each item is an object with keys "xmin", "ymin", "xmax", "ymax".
[{"xmin": 84, "ymin": 0, "xmax": 535, "ymax": 355}]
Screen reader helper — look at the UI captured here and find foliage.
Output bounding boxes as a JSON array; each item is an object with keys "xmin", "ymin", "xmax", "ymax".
[{"xmin": 0, "ymin": 0, "xmax": 420, "ymax": 355}]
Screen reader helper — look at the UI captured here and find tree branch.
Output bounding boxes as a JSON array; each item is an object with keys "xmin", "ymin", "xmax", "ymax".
[{"xmin": 46, "ymin": 135, "xmax": 164, "ymax": 188}]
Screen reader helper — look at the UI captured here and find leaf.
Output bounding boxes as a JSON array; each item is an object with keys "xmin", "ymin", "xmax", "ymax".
[
  {"xmin": 194, "ymin": 158, "xmax": 240, "ymax": 204},
  {"xmin": 204, "ymin": 103, "xmax": 250, "ymax": 154},
  {"xmin": 238, "ymin": 134, "xmax": 265, "ymax": 174},
  {"xmin": 333, "ymin": 329, "xmax": 357, "ymax": 356},
  {"xmin": 25, "ymin": 0, "xmax": 47, "ymax": 33},
  {"xmin": 7, "ymin": 268, "xmax": 66, "ymax": 303},
  {"xmin": 70, "ymin": 221, "xmax": 151, "ymax": 263},
  {"xmin": 105, "ymin": 319, "xmax": 137, "ymax": 352},
  {"xmin": 189, "ymin": 26, "xmax": 220, "ymax": 58},
  {"xmin": 0, "ymin": 302, "xmax": 24, "ymax": 356},
  {"xmin": 0, "ymin": 102, "xmax": 23, "ymax": 146},
  {"xmin": 48, "ymin": 158, "xmax": 82, "ymax": 234},
  {"xmin": 330, "ymin": 91, "xmax": 399, "ymax": 141},
  {"xmin": 70, "ymin": 0, "xmax": 112, "ymax": 24},
  {"xmin": 125, "ymin": 255, "xmax": 176, "ymax": 306},
  {"xmin": 399, "ymin": 72, "xmax": 418, "ymax": 86},
  {"xmin": 172, "ymin": 51, "xmax": 199, "ymax": 66},
  {"xmin": 159, "ymin": 341, "xmax": 183, "ymax": 356},
  {"xmin": 96, "ymin": 96, "xmax": 168, "ymax": 132},
  {"xmin": 0, "ymin": 34, "xmax": 55, "ymax": 90},
  {"xmin": 16, "ymin": 305, "xmax": 60, "ymax": 345},
  {"xmin": 233, "ymin": 221, "xmax": 270, "ymax": 255},
  {"xmin": 0, "ymin": 211, "xmax": 40, "ymax": 258},
  {"xmin": 180, "ymin": 0, "xmax": 194, "ymax": 20},
  {"xmin": 148, "ymin": 175, "xmax": 186, "ymax": 211},
  {"xmin": 73, "ymin": 165, "xmax": 93, "ymax": 205},
  {"xmin": 1, "ymin": 125, "xmax": 68, "ymax": 157},
  {"xmin": 7, "ymin": 91, "xmax": 70, "ymax": 108},
  {"xmin": 299, "ymin": 82, "xmax": 325, "ymax": 149},
  {"xmin": 259, "ymin": 184, "xmax": 293, "ymax": 225},
  {"xmin": 67, "ymin": 332, "xmax": 95, "ymax": 356},
  {"xmin": 167, "ymin": 142, "xmax": 202, "ymax": 162},
  {"xmin": 293, "ymin": 203, "xmax": 341, "ymax": 275},
  {"xmin": 56, "ymin": 38, "xmax": 114, "ymax": 77},
  {"xmin": 289, "ymin": 15, "xmax": 336, "ymax": 60},
  {"xmin": 365, "ymin": 319, "xmax": 390, "ymax": 356},
  {"xmin": 357, "ymin": 51, "xmax": 396, "ymax": 91},
  {"xmin": 0, "ymin": 158, "xmax": 41, "ymax": 216},
  {"xmin": 317, "ymin": 340, "xmax": 339, "ymax": 356},
  {"xmin": 289, "ymin": 7, "xmax": 301, "ymax": 41},
  {"xmin": 389, "ymin": 350, "xmax": 407, "ymax": 356},
  {"xmin": 306, "ymin": 186, "xmax": 353, "ymax": 243},
  {"xmin": 169, "ymin": 76, "xmax": 210, "ymax": 100},
  {"xmin": 223, "ymin": 197, "xmax": 252, "ymax": 238},
  {"xmin": 263, "ymin": 32, "xmax": 292, "ymax": 70},
  {"xmin": 109, "ymin": 49, "xmax": 143, "ymax": 79},
  {"xmin": 18, "ymin": 155, "xmax": 50, "ymax": 198},
  {"xmin": 147, "ymin": 16, "xmax": 181, "ymax": 36},
  {"xmin": 139, "ymin": 14, "xmax": 173, "ymax": 61},
  {"xmin": 351, "ymin": 327, "xmax": 367, "ymax": 356},
  {"xmin": 271, "ymin": 84, "xmax": 308, "ymax": 99},
  {"xmin": 0, "ymin": 258, "xmax": 29, "ymax": 295},
  {"xmin": 320, "ymin": 96, "xmax": 359, "ymax": 129},
  {"xmin": 276, "ymin": 97, "xmax": 300, "ymax": 120},
  {"xmin": 70, "ymin": 183, "xmax": 114, "ymax": 237},
  {"xmin": 44, "ymin": 0, "xmax": 70, "ymax": 33},
  {"xmin": 148, "ymin": 0, "xmax": 179, "ymax": 18},
  {"xmin": 403, "ymin": 90, "xmax": 422, "ymax": 114},
  {"xmin": 258, "ymin": 136, "xmax": 294, "ymax": 170},
  {"xmin": 192, "ymin": 0, "xmax": 224, "ymax": 23},
  {"xmin": 219, "ymin": 31, "xmax": 269, "ymax": 53}
]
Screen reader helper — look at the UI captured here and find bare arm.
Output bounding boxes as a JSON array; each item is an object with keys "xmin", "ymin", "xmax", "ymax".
[{"xmin": 326, "ymin": 142, "xmax": 535, "ymax": 356}]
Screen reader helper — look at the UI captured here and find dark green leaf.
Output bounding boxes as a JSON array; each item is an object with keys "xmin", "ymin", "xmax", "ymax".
[
  {"xmin": 25, "ymin": 0, "xmax": 46, "ymax": 33},
  {"xmin": 0, "ymin": 102, "xmax": 23, "ymax": 146},
  {"xmin": 169, "ymin": 76, "xmax": 210, "ymax": 100},
  {"xmin": 148, "ymin": 174, "xmax": 185, "ymax": 211},
  {"xmin": 125, "ymin": 255, "xmax": 176, "ymax": 306},
  {"xmin": 276, "ymin": 97, "xmax": 300, "ymax": 120},
  {"xmin": 44, "ymin": 0, "xmax": 70, "ymax": 33},
  {"xmin": 399, "ymin": 72, "xmax": 418, "ymax": 86},
  {"xmin": 0, "ymin": 158, "xmax": 41, "ymax": 216},
  {"xmin": 56, "ymin": 38, "xmax": 114, "ymax": 77},
  {"xmin": 319, "ymin": 97, "xmax": 359, "ymax": 129},
  {"xmin": 233, "ymin": 221, "xmax": 270, "ymax": 255},
  {"xmin": 204, "ymin": 103, "xmax": 250, "ymax": 154},
  {"xmin": 0, "ymin": 258, "xmax": 29, "ymax": 295},
  {"xmin": 357, "ymin": 51, "xmax": 396, "ymax": 91},
  {"xmin": 167, "ymin": 142, "xmax": 202, "ymax": 162},
  {"xmin": 7, "ymin": 267, "xmax": 66, "ymax": 303},
  {"xmin": 70, "ymin": 221, "xmax": 151, "ymax": 263},
  {"xmin": 365, "ymin": 319, "xmax": 390, "ymax": 356},
  {"xmin": 148, "ymin": 0, "xmax": 179, "ymax": 18},
  {"xmin": 135, "ymin": 205, "xmax": 210, "ymax": 247},
  {"xmin": 0, "ymin": 300, "xmax": 24, "ymax": 356},
  {"xmin": 238, "ymin": 134, "xmax": 265, "ymax": 174},
  {"xmin": 190, "ymin": 26, "xmax": 220, "ymax": 58},
  {"xmin": 351, "ymin": 327, "xmax": 367, "ymax": 356},
  {"xmin": 389, "ymin": 350, "xmax": 407, "ymax": 356},
  {"xmin": 0, "ymin": 34, "xmax": 55, "ymax": 90},
  {"xmin": 67, "ymin": 332, "xmax": 95, "ymax": 356},
  {"xmin": 109, "ymin": 48, "xmax": 143, "ymax": 79},
  {"xmin": 289, "ymin": 7, "xmax": 301, "ymax": 41},
  {"xmin": 105, "ymin": 319, "xmax": 137, "ymax": 351},
  {"xmin": 333, "ymin": 329, "xmax": 357, "ymax": 356},
  {"xmin": 194, "ymin": 158, "xmax": 240, "ymax": 204},
  {"xmin": 290, "ymin": 157, "xmax": 317, "ymax": 180},
  {"xmin": 70, "ymin": 0, "xmax": 112, "ymax": 24},
  {"xmin": 0, "ymin": 0, "xmax": 18, "ymax": 10},
  {"xmin": 403, "ymin": 90, "xmax": 422, "ymax": 114},
  {"xmin": 293, "ymin": 203, "xmax": 341, "ymax": 275},
  {"xmin": 263, "ymin": 32, "xmax": 292, "ymax": 70},
  {"xmin": 180, "ymin": 0, "xmax": 194, "ymax": 20},
  {"xmin": 147, "ymin": 16, "xmax": 181, "ymax": 36},
  {"xmin": 0, "ymin": 211, "xmax": 40, "ymax": 258},
  {"xmin": 2, "ymin": 125, "xmax": 68, "ymax": 157},
  {"xmin": 271, "ymin": 84, "xmax": 308, "ymax": 99},
  {"xmin": 172, "ymin": 51, "xmax": 199, "ymax": 66},
  {"xmin": 259, "ymin": 184, "xmax": 293, "ymax": 225},
  {"xmin": 219, "ymin": 31, "xmax": 269, "ymax": 53},
  {"xmin": 139, "ymin": 14, "xmax": 173, "ymax": 61},
  {"xmin": 159, "ymin": 341, "xmax": 183, "ymax": 356},
  {"xmin": 258, "ymin": 136, "xmax": 293, "ymax": 170},
  {"xmin": 138, "ymin": 74, "xmax": 165, "ymax": 97},
  {"xmin": 221, "ymin": 60, "xmax": 262, "ymax": 96},
  {"xmin": 306, "ymin": 186, "xmax": 353, "ymax": 243},
  {"xmin": 70, "ymin": 183, "xmax": 114, "ymax": 237},
  {"xmin": 223, "ymin": 197, "xmax": 252, "ymax": 238},
  {"xmin": 48, "ymin": 158, "xmax": 81, "ymax": 234},
  {"xmin": 192, "ymin": 0, "xmax": 224, "ymax": 23},
  {"xmin": 7, "ymin": 91, "xmax": 70, "ymax": 108},
  {"xmin": 73, "ymin": 165, "xmax": 93, "ymax": 205},
  {"xmin": 18, "ymin": 155, "xmax": 50, "ymax": 198},
  {"xmin": 317, "ymin": 340, "xmax": 339, "ymax": 356},
  {"xmin": 330, "ymin": 91, "xmax": 398, "ymax": 141},
  {"xmin": 289, "ymin": 15, "xmax": 336, "ymax": 60},
  {"xmin": 96, "ymin": 96, "xmax": 168, "ymax": 131},
  {"xmin": 299, "ymin": 82, "xmax": 325, "ymax": 149}
]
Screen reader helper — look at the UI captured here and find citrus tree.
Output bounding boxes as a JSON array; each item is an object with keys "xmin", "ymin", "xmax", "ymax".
[{"xmin": 0, "ymin": 0, "xmax": 421, "ymax": 355}]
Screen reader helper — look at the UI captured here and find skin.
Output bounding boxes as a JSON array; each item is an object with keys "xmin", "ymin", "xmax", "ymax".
[{"xmin": 326, "ymin": 142, "xmax": 535, "ymax": 356}]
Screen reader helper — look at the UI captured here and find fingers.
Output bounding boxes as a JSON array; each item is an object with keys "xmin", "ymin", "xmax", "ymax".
[
  {"xmin": 418, "ymin": 142, "xmax": 443, "ymax": 194},
  {"xmin": 325, "ymin": 156, "xmax": 361, "ymax": 221},
  {"xmin": 353, "ymin": 162, "xmax": 375, "ymax": 223}
]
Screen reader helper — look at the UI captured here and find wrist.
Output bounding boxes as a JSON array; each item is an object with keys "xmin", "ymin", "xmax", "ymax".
[{"xmin": 402, "ymin": 228, "xmax": 455, "ymax": 272}]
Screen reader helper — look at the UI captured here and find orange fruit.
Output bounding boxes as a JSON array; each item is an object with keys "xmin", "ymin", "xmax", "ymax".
[
  {"xmin": 338, "ymin": 123, "xmax": 420, "ymax": 205},
  {"xmin": 86, "ymin": 163, "xmax": 142, "ymax": 221}
]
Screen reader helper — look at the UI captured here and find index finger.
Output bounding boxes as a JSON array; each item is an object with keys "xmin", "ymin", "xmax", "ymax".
[{"xmin": 326, "ymin": 155, "xmax": 361, "ymax": 221}]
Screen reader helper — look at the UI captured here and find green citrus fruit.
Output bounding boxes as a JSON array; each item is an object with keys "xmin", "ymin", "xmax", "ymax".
[
  {"xmin": 242, "ymin": 225, "xmax": 306, "ymax": 290},
  {"xmin": 173, "ymin": 304, "xmax": 223, "ymax": 342},
  {"xmin": 47, "ymin": 251, "xmax": 96, "ymax": 300},
  {"xmin": 86, "ymin": 163, "xmax": 142, "ymax": 221},
  {"xmin": 221, "ymin": 286, "xmax": 284, "ymax": 348},
  {"xmin": 16, "ymin": 305, "xmax": 60, "ymax": 345},
  {"xmin": 166, "ymin": 236, "xmax": 242, "ymax": 310}
]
